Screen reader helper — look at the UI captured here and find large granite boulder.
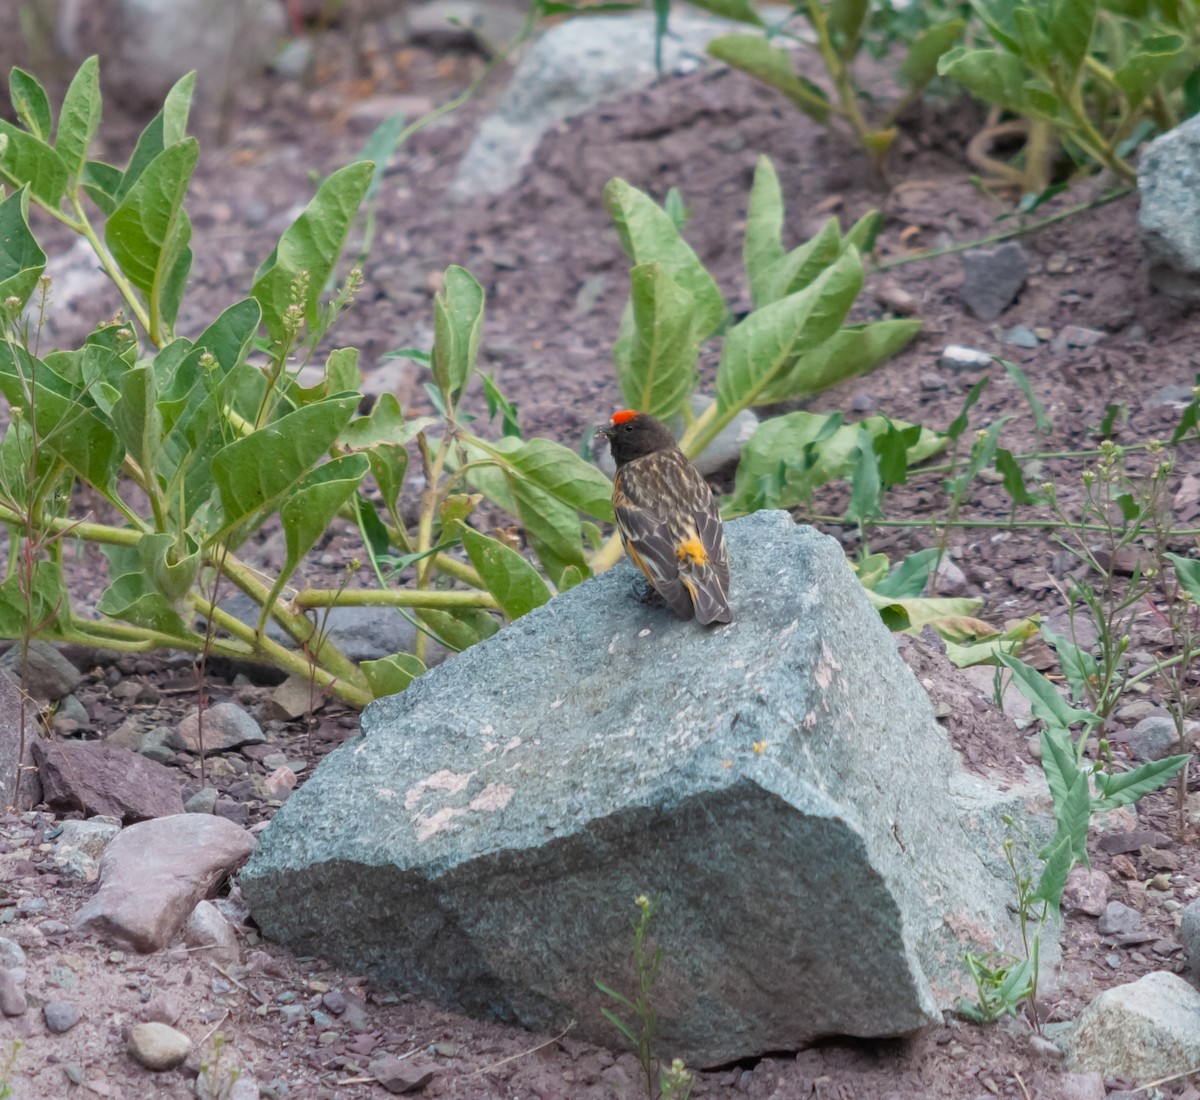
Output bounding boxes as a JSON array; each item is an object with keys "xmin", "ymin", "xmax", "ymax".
[
  {"xmin": 242, "ymin": 511, "xmax": 1029, "ymax": 1065},
  {"xmin": 1139, "ymin": 113, "xmax": 1200, "ymax": 301}
]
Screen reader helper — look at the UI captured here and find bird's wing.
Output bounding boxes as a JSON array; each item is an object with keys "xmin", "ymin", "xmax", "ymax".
[
  {"xmin": 685, "ymin": 501, "xmax": 733, "ymax": 625},
  {"xmin": 613, "ymin": 496, "xmax": 696, "ymax": 620}
]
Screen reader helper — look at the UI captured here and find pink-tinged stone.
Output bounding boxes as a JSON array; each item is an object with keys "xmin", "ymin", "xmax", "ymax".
[
  {"xmin": 33, "ymin": 740, "xmax": 183, "ymax": 822},
  {"xmin": 75, "ymin": 814, "xmax": 255, "ymax": 952}
]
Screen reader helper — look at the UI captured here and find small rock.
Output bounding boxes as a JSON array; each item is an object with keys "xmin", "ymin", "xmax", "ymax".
[
  {"xmin": 958, "ymin": 242, "xmax": 1029, "ymax": 321},
  {"xmin": 33, "ymin": 739, "xmax": 184, "ymax": 822},
  {"xmin": 43, "ymin": 1000, "xmax": 81, "ymax": 1033},
  {"xmin": 140, "ymin": 994, "xmax": 183, "ymax": 1026},
  {"xmin": 850, "ymin": 392, "xmax": 877, "ymax": 414},
  {"xmin": 264, "ymin": 675, "xmax": 323, "ymax": 722},
  {"xmin": 1148, "ymin": 383, "xmax": 1195, "ymax": 407},
  {"xmin": 369, "ymin": 1053, "xmax": 438, "ymax": 1094},
  {"xmin": 1051, "ymin": 325, "xmax": 1105, "ymax": 353},
  {"xmin": 919, "ymin": 371, "xmax": 947, "ymax": 391},
  {"xmin": 172, "ymin": 702, "xmax": 266, "ymax": 753},
  {"xmin": 874, "ymin": 279, "xmax": 920, "ymax": 316},
  {"xmin": 0, "ymin": 938, "xmax": 25, "ymax": 970},
  {"xmin": 0, "ymin": 640, "xmax": 82, "ymax": 701},
  {"xmin": 1127, "ymin": 716, "xmax": 1179, "ymax": 762},
  {"xmin": 185, "ymin": 787, "xmax": 220, "ymax": 814},
  {"xmin": 1098, "ymin": 901, "xmax": 1143, "ymax": 937},
  {"xmin": 1138, "ymin": 115, "xmax": 1200, "ymax": 300},
  {"xmin": 322, "ymin": 989, "xmax": 347, "ymax": 1015},
  {"xmin": 1063, "ymin": 866, "xmax": 1109, "ymax": 917},
  {"xmin": 138, "ymin": 727, "xmax": 176, "ymax": 764},
  {"xmin": 263, "ymin": 766, "xmax": 297, "ymax": 802},
  {"xmin": 1004, "ymin": 324, "xmax": 1039, "ymax": 348},
  {"xmin": 279, "ymin": 1004, "xmax": 306, "ymax": 1026},
  {"xmin": 184, "ymin": 900, "xmax": 241, "ymax": 966},
  {"xmin": 128, "ymin": 1021, "xmax": 191, "ymax": 1071},
  {"xmin": 0, "ymin": 969, "xmax": 25, "ymax": 1016},
  {"xmin": 51, "ymin": 817, "xmax": 122, "ymax": 882},
  {"xmin": 1056, "ymin": 1072, "xmax": 1105, "ymax": 1100},
  {"xmin": 405, "ymin": 0, "xmax": 485, "ymax": 50},
  {"xmin": 938, "ymin": 345, "xmax": 992, "ymax": 371},
  {"xmin": 1180, "ymin": 900, "xmax": 1200, "ymax": 969},
  {"xmin": 929, "ymin": 558, "xmax": 967, "ymax": 598}
]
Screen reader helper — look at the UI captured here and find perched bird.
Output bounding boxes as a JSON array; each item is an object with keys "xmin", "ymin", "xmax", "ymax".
[{"xmin": 597, "ymin": 410, "xmax": 733, "ymax": 625}]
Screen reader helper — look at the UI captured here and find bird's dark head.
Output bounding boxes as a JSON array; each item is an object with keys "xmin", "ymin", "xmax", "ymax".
[{"xmin": 597, "ymin": 410, "xmax": 679, "ymax": 467}]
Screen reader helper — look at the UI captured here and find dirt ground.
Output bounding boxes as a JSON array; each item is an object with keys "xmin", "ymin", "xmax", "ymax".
[{"xmin": 3, "ymin": 8, "xmax": 1200, "ymax": 1099}]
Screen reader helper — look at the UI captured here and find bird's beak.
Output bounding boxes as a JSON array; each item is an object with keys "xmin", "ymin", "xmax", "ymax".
[{"xmin": 595, "ymin": 422, "xmax": 614, "ymax": 442}]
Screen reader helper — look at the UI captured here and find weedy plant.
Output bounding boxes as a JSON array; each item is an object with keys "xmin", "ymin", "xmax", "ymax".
[
  {"xmin": 596, "ymin": 896, "xmax": 693, "ymax": 1100},
  {"xmin": 0, "ymin": 1040, "xmax": 18, "ymax": 1100},
  {"xmin": 0, "ymin": 55, "xmax": 927, "ymax": 709},
  {"xmin": 196, "ymin": 1033, "xmax": 241, "ymax": 1100},
  {"xmin": 661, "ymin": 1, "xmax": 965, "ymax": 177}
]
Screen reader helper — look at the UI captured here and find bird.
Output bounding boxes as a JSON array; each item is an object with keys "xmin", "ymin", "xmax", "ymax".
[{"xmin": 597, "ymin": 410, "xmax": 733, "ymax": 625}]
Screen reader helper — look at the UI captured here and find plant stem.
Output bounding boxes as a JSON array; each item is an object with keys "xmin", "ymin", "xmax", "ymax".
[
  {"xmin": 69, "ymin": 195, "xmax": 155, "ymax": 339},
  {"xmin": 292, "ymin": 586, "xmax": 497, "ymax": 610},
  {"xmin": 874, "ymin": 187, "xmax": 1132, "ymax": 271}
]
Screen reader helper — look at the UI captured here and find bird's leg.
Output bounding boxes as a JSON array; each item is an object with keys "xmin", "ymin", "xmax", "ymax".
[{"xmin": 631, "ymin": 576, "xmax": 664, "ymax": 607}]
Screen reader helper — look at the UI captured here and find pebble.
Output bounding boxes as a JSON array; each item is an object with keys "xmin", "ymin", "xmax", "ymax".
[
  {"xmin": 938, "ymin": 344, "xmax": 992, "ymax": 371},
  {"xmin": 43, "ymin": 1000, "xmax": 81, "ymax": 1033},
  {"xmin": 0, "ymin": 969, "xmax": 25, "ymax": 1016},
  {"xmin": 1004, "ymin": 324, "xmax": 1039, "ymax": 348},
  {"xmin": 919, "ymin": 371, "xmax": 947, "ymax": 392},
  {"xmin": 128, "ymin": 1022, "xmax": 192, "ymax": 1071},
  {"xmin": 1097, "ymin": 901, "xmax": 1143, "ymax": 936},
  {"xmin": 279, "ymin": 1004, "xmax": 306, "ymax": 1026},
  {"xmin": 1126, "ymin": 716, "xmax": 1178, "ymax": 762},
  {"xmin": 185, "ymin": 787, "xmax": 220, "ymax": 815},
  {"xmin": 1051, "ymin": 325, "xmax": 1105, "ymax": 352},
  {"xmin": 1148, "ymin": 383, "xmax": 1195, "ymax": 407},
  {"xmin": 0, "ymin": 938, "xmax": 25, "ymax": 970}
]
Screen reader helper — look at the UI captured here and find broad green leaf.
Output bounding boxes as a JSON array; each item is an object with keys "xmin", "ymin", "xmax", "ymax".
[
  {"xmin": 0, "ymin": 560, "xmax": 69, "ymax": 638},
  {"xmin": 509, "ymin": 476, "xmax": 588, "ymax": 586},
  {"xmin": 0, "ymin": 122, "xmax": 67, "ymax": 206},
  {"xmin": 112, "ymin": 363, "xmax": 162, "ymax": 485},
  {"xmin": 0, "ymin": 187, "xmax": 46, "ymax": 310},
  {"xmin": 367, "ymin": 444, "xmax": 408, "ymax": 523},
  {"xmin": 1049, "ymin": 0, "xmax": 1098, "ymax": 85},
  {"xmin": 845, "ymin": 427, "xmax": 882, "ymax": 524},
  {"xmin": 1167, "ymin": 553, "xmax": 1200, "ymax": 602},
  {"xmin": 270, "ymin": 455, "xmax": 370, "ymax": 608},
  {"xmin": 9, "ymin": 69, "xmax": 52, "ymax": 142},
  {"xmin": 604, "ymin": 178, "xmax": 724, "ymax": 342},
  {"xmin": 938, "ymin": 48, "xmax": 1028, "ymax": 113},
  {"xmin": 968, "ymin": 0, "xmax": 1021, "ymax": 53},
  {"xmin": 715, "ymin": 248, "xmax": 862, "ymax": 414},
  {"xmin": 1115, "ymin": 34, "xmax": 1185, "ymax": 107},
  {"xmin": 211, "ymin": 395, "xmax": 359, "ymax": 529},
  {"xmin": 1093, "ymin": 755, "xmax": 1190, "ymax": 811},
  {"xmin": 362, "ymin": 652, "xmax": 427, "ymax": 697},
  {"xmin": 81, "ymin": 159, "xmax": 122, "ymax": 215},
  {"xmin": 137, "ymin": 532, "xmax": 201, "ymax": 602},
  {"xmin": 842, "ymin": 209, "xmax": 882, "ymax": 256},
  {"xmin": 105, "ymin": 139, "xmax": 199, "ymax": 331},
  {"xmin": 1039, "ymin": 725, "xmax": 1080, "ymax": 818},
  {"xmin": 1033, "ymin": 772, "xmax": 1090, "ymax": 912},
  {"xmin": 324, "ymin": 347, "xmax": 361, "ymax": 395},
  {"xmin": 863, "ymin": 590, "xmax": 983, "ymax": 634},
  {"xmin": 744, "ymin": 156, "xmax": 786, "ymax": 304},
  {"xmin": 998, "ymin": 358, "xmax": 1052, "ymax": 431},
  {"xmin": 684, "ymin": 0, "xmax": 762, "ymax": 24},
  {"xmin": 432, "ymin": 265, "xmax": 484, "ymax": 407},
  {"xmin": 900, "ymin": 18, "xmax": 966, "ymax": 88},
  {"xmin": 341, "ymin": 394, "xmax": 436, "ymax": 449},
  {"xmin": 56, "ymin": 56, "xmax": 101, "ymax": 181},
  {"xmin": 995, "ymin": 448, "xmax": 1036, "ymax": 507},
  {"xmin": 96, "ymin": 570, "xmax": 191, "ymax": 636},
  {"xmin": 417, "ymin": 607, "xmax": 498, "ymax": 651},
  {"xmin": 613, "ymin": 262, "xmax": 697, "ymax": 419},
  {"xmin": 250, "ymin": 161, "xmax": 373, "ymax": 343},
  {"xmin": 828, "ymin": 0, "xmax": 869, "ymax": 59},
  {"xmin": 195, "ymin": 298, "xmax": 262, "ymax": 373},
  {"xmin": 492, "ymin": 436, "xmax": 615, "ymax": 522},
  {"xmin": 758, "ymin": 218, "xmax": 843, "ymax": 309},
  {"xmin": 999, "ymin": 652, "xmax": 1097, "ymax": 729},
  {"xmin": 757, "ymin": 318, "xmax": 921, "ymax": 405},
  {"xmin": 873, "ymin": 548, "xmax": 940, "ymax": 599},
  {"xmin": 707, "ymin": 35, "xmax": 831, "ymax": 123},
  {"xmin": 116, "ymin": 72, "xmax": 195, "ymax": 202},
  {"xmin": 1013, "ymin": 7, "xmax": 1050, "ymax": 74},
  {"xmin": 459, "ymin": 522, "xmax": 552, "ymax": 620}
]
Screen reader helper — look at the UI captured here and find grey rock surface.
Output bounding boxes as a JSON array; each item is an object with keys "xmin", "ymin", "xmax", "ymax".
[
  {"xmin": 1139, "ymin": 114, "xmax": 1200, "ymax": 300},
  {"xmin": 0, "ymin": 669, "xmax": 40, "ymax": 811},
  {"xmin": 452, "ymin": 10, "xmax": 757, "ymax": 198},
  {"xmin": 1126, "ymin": 715, "xmax": 1178, "ymax": 762},
  {"xmin": 127, "ymin": 1021, "xmax": 191, "ymax": 1071},
  {"xmin": 1061, "ymin": 971, "xmax": 1200, "ymax": 1079},
  {"xmin": 51, "ymin": 817, "xmax": 122, "ymax": 881},
  {"xmin": 33, "ymin": 740, "xmax": 184, "ymax": 823},
  {"xmin": 1180, "ymin": 898, "xmax": 1200, "ymax": 969},
  {"xmin": 243, "ymin": 511, "xmax": 1027, "ymax": 1065},
  {"xmin": 0, "ymin": 640, "xmax": 82, "ymax": 702},
  {"xmin": 958, "ymin": 242, "xmax": 1029, "ymax": 321},
  {"xmin": 171, "ymin": 702, "xmax": 265, "ymax": 754}
]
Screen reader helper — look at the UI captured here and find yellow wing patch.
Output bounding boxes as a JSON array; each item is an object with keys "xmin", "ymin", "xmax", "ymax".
[{"xmin": 675, "ymin": 537, "xmax": 708, "ymax": 566}]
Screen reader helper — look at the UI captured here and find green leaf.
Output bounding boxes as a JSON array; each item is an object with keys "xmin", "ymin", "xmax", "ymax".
[
  {"xmin": 684, "ymin": 0, "xmax": 762, "ymax": 24},
  {"xmin": 9, "ymin": 69, "xmax": 52, "ymax": 142},
  {"xmin": 842, "ymin": 209, "xmax": 882, "ymax": 256},
  {"xmin": 362, "ymin": 652, "xmax": 427, "ymax": 697},
  {"xmin": 744, "ymin": 156, "xmax": 786, "ymax": 304},
  {"xmin": 828, "ymin": 0, "xmax": 869, "ymax": 59},
  {"xmin": 758, "ymin": 218, "xmax": 842, "ymax": 309},
  {"xmin": 458, "ymin": 522, "xmax": 552, "ymax": 621},
  {"xmin": 1013, "ymin": 7, "xmax": 1050, "ymax": 74},
  {"xmin": 269, "ymin": 455, "xmax": 370, "ymax": 609},
  {"xmin": 417, "ymin": 607, "xmax": 498, "ymax": 651},
  {"xmin": 250, "ymin": 161, "xmax": 373, "ymax": 343},
  {"xmin": 938, "ymin": 47, "xmax": 1028, "ymax": 113},
  {"xmin": 137, "ymin": 532, "xmax": 201, "ymax": 602},
  {"xmin": 604, "ymin": 178, "xmax": 724, "ymax": 342},
  {"xmin": 1033, "ymin": 772, "xmax": 1090, "ymax": 912},
  {"xmin": 995, "ymin": 448, "xmax": 1036, "ymax": 507},
  {"xmin": 367, "ymin": 445, "xmax": 408, "ymax": 524},
  {"xmin": 195, "ymin": 298, "xmax": 262, "ymax": 373},
  {"xmin": 81, "ymin": 159, "xmax": 122, "ymax": 215},
  {"xmin": 757, "ymin": 318, "xmax": 921, "ymax": 406},
  {"xmin": 947, "ymin": 376, "xmax": 989, "ymax": 442},
  {"xmin": 0, "ymin": 187, "xmax": 46, "ymax": 310},
  {"xmin": 96, "ymin": 570, "xmax": 191, "ymax": 637},
  {"xmin": 900, "ymin": 18, "xmax": 966, "ymax": 89},
  {"xmin": 1093, "ymin": 755, "xmax": 1190, "ymax": 811},
  {"xmin": 341, "ymin": 394, "xmax": 436, "ymax": 450},
  {"xmin": 493, "ymin": 436, "xmax": 615, "ymax": 522},
  {"xmin": 432, "ymin": 265, "xmax": 484, "ymax": 408},
  {"xmin": 56, "ymin": 56, "xmax": 102, "ymax": 181},
  {"xmin": 874, "ymin": 548, "xmax": 940, "ymax": 599},
  {"xmin": 845, "ymin": 427, "xmax": 882, "ymax": 524},
  {"xmin": 997, "ymin": 358, "xmax": 1052, "ymax": 432},
  {"xmin": 1041, "ymin": 622, "xmax": 1098, "ymax": 703},
  {"xmin": 1049, "ymin": 0, "xmax": 1098, "ymax": 85},
  {"xmin": 0, "ymin": 560, "xmax": 68, "ymax": 638},
  {"xmin": 111, "ymin": 363, "xmax": 162, "ymax": 484},
  {"xmin": 0, "ymin": 121, "xmax": 67, "ymax": 207},
  {"xmin": 1167, "ymin": 553, "xmax": 1200, "ymax": 602},
  {"xmin": 116, "ymin": 72, "xmax": 195, "ymax": 203},
  {"xmin": 1114, "ymin": 34, "xmax": 1185, "ymax": 107},
  {"xmin": 613, "ymin": 262, "xmax": 697, "ymax": 419},
  {"xmin": 707, "ymin": 35, "xmax": 831, "ymax": 123},
  {"xmin": 105, "ymin": 139, "xmax": 199, "ymax": 332},
  {"xmin": 715, "ymin": 247, "xmax": 862, "ymax": 414},
  {"xmin": 999, "ymin": 652, "xmax": 1098, "ymax": 730},
  {"xmin": 211, "ymin": 395, "xmax": 360, "ymax": 530}
]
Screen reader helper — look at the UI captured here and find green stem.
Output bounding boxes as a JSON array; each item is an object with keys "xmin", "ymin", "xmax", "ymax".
[
  {"xmin": 69, "ymin": 194, "xmax": 155, "ymax": 340},
  {"xmin": 875, "ymin": 187, "xmax": 1132, "ymax": 271},
  {"xmin": 292, "ymin": 586, "xmax": 496, "ymax": 610},
  {"xmin": 798, "ymin": 513, "xmax": 1200, "ymax": 536}
]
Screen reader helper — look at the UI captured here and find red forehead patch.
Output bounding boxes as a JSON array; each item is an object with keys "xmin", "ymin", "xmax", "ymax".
[{"xmin": 611, "ymin": 409, "xmax": 639, "ymax": 424}]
